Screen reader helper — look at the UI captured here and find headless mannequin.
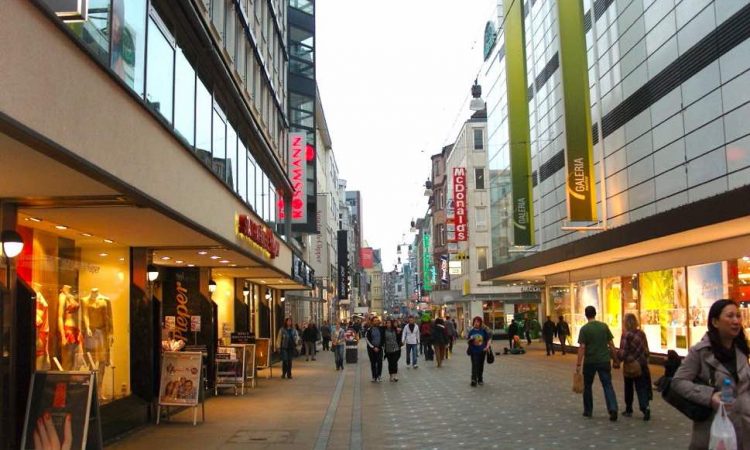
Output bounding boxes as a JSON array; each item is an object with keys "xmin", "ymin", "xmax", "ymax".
[
  {"xmin": 83, "ymin": 288, "xmax": 113, "ymax": 398},
  {"xmin": 34, "ymin": 282, "xmax": 50, "ymax": 370},
  {"xmin": 57, "ymin": 285, "xmax": 81, "ymax": 370}
]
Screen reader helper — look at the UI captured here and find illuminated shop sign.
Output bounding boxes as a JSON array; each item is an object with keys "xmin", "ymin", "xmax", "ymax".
[
  {"xmin": 440, "ymin": 254, "xmax": 449, "ymax": 285},
  {"xmin": 278, "ymin": 132, "xmax": 308, "ymax": 223},
  {"xmin": 237, "ymin": 214, "xmax": 280, "ymax": 258},
  {"xmin": 453, "ymin": 167, "xmax": 468, "ymax": 242},
  {"xmin": 422, "ymin": 233, "xmax": 433, "ymax": 292}
]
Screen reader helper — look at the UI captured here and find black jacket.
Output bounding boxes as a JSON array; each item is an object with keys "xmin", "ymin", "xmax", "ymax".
[
  {"xmin": 508, "ymin": 323, "xmax": 518, "ymax": 337},
  {"xmin": 431, "ymin": 320, "xmax": 449, "ymax": 346},
  {"xmin": 365, "ymin": 326, "xmax": 386, "ymax": 350},
  {"xmin": 542, "ymin": 320, "xmax": 557, "ymax": 338},
  {"xmin": 556, "ymin": 321, "xmax": 570, "ymax": 336},
  {"xmin": 302, "ymin": 326, "xmax": 318, "ymax": 342}
]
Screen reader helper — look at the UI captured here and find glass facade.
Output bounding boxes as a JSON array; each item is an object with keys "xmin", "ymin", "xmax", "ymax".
[{"xmin": 546, "ymin": 257, "xmax": 750, "ymax": 355}]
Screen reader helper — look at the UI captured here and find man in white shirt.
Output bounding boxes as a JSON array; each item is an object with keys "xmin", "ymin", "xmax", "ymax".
[{"xmin": 402, "ymin": 316, "xmax": 421, "ymax": 369}]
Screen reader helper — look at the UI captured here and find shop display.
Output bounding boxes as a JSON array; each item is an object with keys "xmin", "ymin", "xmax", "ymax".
[
  {"xmin": 688, "ymin": 262, "xmax": 726, "ymax": 347},
  {"xmin": 34, "ymin": 282, "xmax": 51, "ymax": 370},
  {"xmin": 603, "ymin": 278, "xmax": 622, "ymax": 345},
  {"xmin": 635, "ymin": 269, "xmax": 687, "ymax": 355},
  {"xmin": 571, "ymin": 280, "xmax": 600, "ymax": 344},
  {"xmin": 58, "ymin": 285, "xmax": 82, "ymax": 371},
  {"xmin": 82, "ymin": 288, "xmax": 113, "ymax": 398}
]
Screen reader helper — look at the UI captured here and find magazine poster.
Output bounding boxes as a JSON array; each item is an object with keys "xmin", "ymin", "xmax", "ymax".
[{"xmin": 158, "ymin": 352, "xmax": 202, "ymax": 406}]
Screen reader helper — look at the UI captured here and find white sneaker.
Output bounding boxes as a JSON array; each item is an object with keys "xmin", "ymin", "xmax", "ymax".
[{"xmin": 413, "ymin": 365, "xmax": 418, "ymax": 369}]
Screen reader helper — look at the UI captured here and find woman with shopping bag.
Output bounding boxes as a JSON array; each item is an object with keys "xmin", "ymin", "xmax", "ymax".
[{"xmin": 670, "ymin": 299, "xmax": 750, "ymax": 450}]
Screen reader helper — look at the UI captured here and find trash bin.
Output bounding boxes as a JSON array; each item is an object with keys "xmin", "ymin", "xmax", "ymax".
[{"xmin": 345, "ymin": 343, "xmax": 358, "ymax": 364}]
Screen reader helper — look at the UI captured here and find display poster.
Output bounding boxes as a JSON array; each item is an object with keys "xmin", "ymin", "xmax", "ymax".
[
  {"xmin": 164, "ymin": 316, "xmax": 176, "ymax": 331},
  {"xmin": 557, "ymin": 0, "xmax": 597, "ymax": 222},
  {"xmin": 191, "ymin": 315, "xmax": 201, "ymax": 332},
  {"xmin": 21, "ymin": 371, "xmax": 102, "ymax": 450},
  {"xmin": 244, "ymin": 344, "xmax": 257, "ymax": 381},
  {"xmin": 254, "ymin": 338, "xmax": 271, "ymax": 370},
  {"xmin": 640, "ymin": 269, "xmax": 687, "ymax": 354},
  {"xmin": 503, "ymin": 0, "xmax": 535, "ymax": 245},
  {"xmin": 603, "ymin": 277, "xmax": 623, "ymax": 345},
  {"xmin": 688, "ymin": 262, "xmax": 726, "ymax": 346},
  {"xmin": 572, "ymin": 280, "xmax": 600, "ymax": 344},
  {"xmin": 158, "ymin": 352, "xmax": 202, "ymax": 406},
  {"xmin": 162, "ymin": 269, "xmax": 202, "ymax": 344}
]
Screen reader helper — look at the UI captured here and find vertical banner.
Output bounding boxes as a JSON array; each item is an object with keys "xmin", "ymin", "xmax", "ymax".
[
  {"xmin": 162, "ymin": 268, "xmax": 202, "ymax": 344},
  {"xmin": 503, "ymin": 0, "xmax": 535, "ymax": 245},
  {"xmin": 452, "ymin": 167, "xmax": 468, "ymax": 241},
  {"xmin": 422, "ymin": 233, "xmax": 433, "ymax": 292},
  {"xmin": 440, "ymin": 254, "xmax": 449, "ymax": 286},
  {"xmin": 278, "ymin": 132, "xmax": 308, "ymax": 223},
  {"xmin": 558, "ymin": 0, "xmax": 597, "ymax": 222},
  {"xmin": 360, "ymin": 248, "xmax": 374, "ymax": 269},
  {"xmin": 337, "ymin": 230, "xmax": 349, "ymax": 299}
]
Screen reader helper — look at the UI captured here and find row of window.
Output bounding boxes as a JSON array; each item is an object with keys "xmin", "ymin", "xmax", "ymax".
[{"xmin": 57, "ymin": 1, "xmax": 281, "ymax": 224}]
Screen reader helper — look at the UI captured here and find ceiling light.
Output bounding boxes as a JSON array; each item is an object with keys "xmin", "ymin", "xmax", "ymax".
[
  {"xmin": 175, "ymin": 260, "xmax": 184, "ymax": 264},
  {"xmin": 81, "ymin": 232, "xmax": 93, "ymax": 237},
  {"xmin": 119, "ymin": 257, "xmax": 125, "ymax": 261},
  {"xmin": 55, "ymin": 225, "xmax": 68, "ymax": 230},
  {"xmin": 103, "ymin": 239, "xmax": 114, "ymax": 244},
  {"xmin": 160, "ymin": 256, "xmax": 171, "ymax": 261},
  {"xmin": 230, "ymin": 264, "xmax": 237, "ymax": 267},
  {"xmin": 99, "ymin": 253, "xmax": 108, "ymax": 257},
  {"xmin": 220, "ymin": 260, "xmax": 230, "ymax": 264},
  {"xmin": 210, "ymin": 255, "xmax": 221, "ymax": 260},
  {"xmin": 198, "ymin": 251, "xmax": 208, "ymax": 255},
  {"xmin": 187, "ymin": 264, "xmax": 195, "ymax": 267},
  {"xmin": 260, "ymin": 280, "xmax": 267, "ymax": 284},
  {"xmin": 29, "ymin": 217, "xmax": 42, "ymax": 223},
  {"xmin": 743, "ymin": 256, "xmax": 750, "ymax": 262}
]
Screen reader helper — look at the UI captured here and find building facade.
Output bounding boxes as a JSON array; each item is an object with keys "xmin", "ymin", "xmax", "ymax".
[{"xmin": 481, "ymin": 0, "xmax": 750, "ymax": 355}]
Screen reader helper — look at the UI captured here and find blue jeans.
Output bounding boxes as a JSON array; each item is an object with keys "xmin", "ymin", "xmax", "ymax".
[
  {"xmin": 583, "ymin": 362, "xmax": 618, "ymax": 414},
  {"xmin": 406, "ymin": 344, "xmax": 418, "ymax": 366},
  {"xmin": 334, "ymin": 345, "xmax": 344, "ymax": 369}
]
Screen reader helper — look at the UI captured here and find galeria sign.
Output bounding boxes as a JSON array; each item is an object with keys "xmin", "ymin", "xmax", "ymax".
[
  {"xmin": 237, "ymin": 214, "xmax": 280, "ymax": 258},
  {"xmin": 453, "ymin": 167, "xmax": 468, "ymax": 241}
]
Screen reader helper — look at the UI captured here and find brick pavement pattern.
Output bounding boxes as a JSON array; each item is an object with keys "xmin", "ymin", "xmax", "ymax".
[{"xmin": 106, "ymin": 342, "xmax": 693, "ymax": 449}]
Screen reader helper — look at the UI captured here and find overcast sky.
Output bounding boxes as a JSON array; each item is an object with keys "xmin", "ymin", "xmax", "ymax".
[{"xmin": 316, "ymin": 0, "xmax": 498, "ymax": 267}]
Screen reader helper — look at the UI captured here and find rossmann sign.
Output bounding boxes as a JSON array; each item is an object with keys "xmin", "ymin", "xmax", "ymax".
[
  {"xmin": 453, "ymin": 167, "xmax": 468, "ymax": 241},
  {"xmin": 278, "ymin": 132, "xmax": 307, "ymax": 223}
]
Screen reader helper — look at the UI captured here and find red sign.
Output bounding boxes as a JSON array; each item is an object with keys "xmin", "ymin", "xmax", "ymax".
[
  {"xmin": 360, "ymin": 248, "xmax": 374, "ymax": 269},
  {"xmin": 453, "ymin": 167, "xmax": 468, "ymax": 241},
  {"xmin": 237, "ymin": 214, "xmax": 280, "ymax": 258},
  {"xmin": 278, "ymin": 132, "xmax": 308, "ymax": 223}
]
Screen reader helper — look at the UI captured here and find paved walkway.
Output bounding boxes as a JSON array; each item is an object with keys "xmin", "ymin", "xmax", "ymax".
[{"xmin": 106, "ymin": 342, "xmax": 693, "ymax": 449}]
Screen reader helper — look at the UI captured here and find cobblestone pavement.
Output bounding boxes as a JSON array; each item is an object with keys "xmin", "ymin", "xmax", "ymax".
[
  {"xmin": 106, "ymin": 342, "xmax": 694, "ymax": 449},
  {"xmin": 360, "ymin": 342, "xmax": 693, "ymax": 450}
]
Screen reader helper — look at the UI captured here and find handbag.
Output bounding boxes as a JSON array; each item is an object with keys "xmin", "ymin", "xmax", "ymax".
[
  {"xmin": 623, "ymin": 359, "xmax": 642, "ymax": 378},
  {"xmin": 661, "ymin": 365, "xmax": 715, "ymax": 422},
  {"xmin": 486, "ymin": 347, "xmax": 495, "ymax": 364},
  {"xmin": 572, "ymin": 371, "xmax": 583, "ymax": 394}
]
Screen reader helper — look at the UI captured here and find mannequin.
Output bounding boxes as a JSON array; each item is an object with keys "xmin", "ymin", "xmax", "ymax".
[
  {"xmin": 57, "ymin": 285, "xmax": 81, "ymax": 370},
  {"xmin": 83, "ymin": 288, "xmax": 113, "ymax": 398},
  {"xmin": 34, "ymin": 282, "xmax": 50, "ymax": 370}
]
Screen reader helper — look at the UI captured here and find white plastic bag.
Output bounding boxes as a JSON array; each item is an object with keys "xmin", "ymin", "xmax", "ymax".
[{"xmin": 709, "ymin": 403, "xmax": 737, "ymax": 450}]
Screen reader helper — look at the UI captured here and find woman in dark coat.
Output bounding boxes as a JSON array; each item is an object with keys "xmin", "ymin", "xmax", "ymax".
[
  {"xmin": 432, "ymin": 318, "xmax": 449, "ymax": 367},
  {"xmin": 383, "ymin": 319, "xmax": 403, "ymax": 382}
]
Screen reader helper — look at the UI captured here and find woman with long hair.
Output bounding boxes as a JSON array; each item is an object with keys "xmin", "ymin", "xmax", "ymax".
[
  {"xmin": 383, "ymin": 319, "xmax": 403, "ymax": 382},
  {"xmin": 617, "ymin": 313, "xmax": 651, "ymax": 420},
  {"xmin": 276, "ymin": 318, "xmax": 299, "ymax": 379},
  {"xmin": 466, "ymin": 316, "xmax": 491, "ymax": 387},
  {"xmin": 671, "ymin": 299, "xmax": 750, "ymax": 449}
]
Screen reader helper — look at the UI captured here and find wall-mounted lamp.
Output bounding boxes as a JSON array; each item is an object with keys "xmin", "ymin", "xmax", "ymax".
[
  {"xmin": 264, "ymin": 288, "xmax": 271, "ymax": 301},
  {"xmin": 209, "ymin": 279, "xmax": 217, "ymax": 293},
  {"xmin": 280, "ymin": 296, "xmax": 285, "ymax": 303},
  {"xmin": 146, "ymin": 264, "xmax": 160, "ymax": 282},
  {"xmin": 469, "ymin": 78, "xmax": 486, "ymax": 111},
  {"xmin": 242, "ymin": 283, "xmax": 250, "ymax": 297},
  {"xmin": 1, "ymin": 230, "xmax": 24, "ymax": 259}
]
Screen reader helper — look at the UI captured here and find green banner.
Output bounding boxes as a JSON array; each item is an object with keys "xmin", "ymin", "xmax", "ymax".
[
  {"xmin": 503, "ymin": 0, "xmax": 534, "ymax": 246},
  {"xmin": 558, "ymin": 0, "xmax": 597, "ymax": 222},
  {"xmin": 422, "ymin": 233, "xmax": 433, "ymax": 292}
]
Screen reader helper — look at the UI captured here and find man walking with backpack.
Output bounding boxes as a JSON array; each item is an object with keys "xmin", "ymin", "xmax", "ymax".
[{"xmin": 401, "ymin": 315, "xmax": 420, "ymax": 369}]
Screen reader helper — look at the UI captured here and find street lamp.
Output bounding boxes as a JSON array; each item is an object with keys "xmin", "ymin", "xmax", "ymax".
[
  {"xmin": 469, "ymin": 79, "xmax": 485, "ymax": 111},
  {"xmin": 208, "ymin": 279, "xmax": 217, "ymax": 294},
  {"xmin": 1, "ymin": 228, "xmax": 24, "ymax": 449},
  {"xmin": 146, "ymin": 264, "xmax": 160, "ymax": 283},
  {"xmin": 1, "ymin": 230, "xmax": 24, "ymax": 258}
]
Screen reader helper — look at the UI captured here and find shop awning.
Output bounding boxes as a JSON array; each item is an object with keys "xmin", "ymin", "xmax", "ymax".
[{"xmin": 457, "ymin": 292, "xmax": 541, "ymax": 304}]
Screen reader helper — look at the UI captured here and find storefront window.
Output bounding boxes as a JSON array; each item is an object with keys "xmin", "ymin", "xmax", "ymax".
[
  {"xmin": 16, "ymin": 224, "xmax": 130, "ymax": 405},
  {"xmin": 571, "ymin": 280, "xmax": 600, "ymax": 344},
  {"xmin": 65, "ymin": 0, "xmax": 111, "ymax": 64},
  {"xmin": 146, "ymin": 16, "xmax": 175, "ymax": 123},
  {"xmin": 640, "ymin": 268, "xmax": 687, "ymax": 355},
  {"xmin": 603, "ymin": 277, "xmax": 623, "ymax": 345},
  {"xmin": 687, "ymin": 262, "xmax": 727, "ymax": 347},
  {"xmin": 482, "ymin": 301, "xmax": 505, "ymax": 331},
  {"xmin": 111, "ymin": 0, "xmax": 147, "ymax": 96},
  {"xmin": 736, "ymin": 257, "xmax": 750, "ymax": 336},
  {"xmin": 548, "ymin": 286, "xmax": 571, "ymax": 322}
]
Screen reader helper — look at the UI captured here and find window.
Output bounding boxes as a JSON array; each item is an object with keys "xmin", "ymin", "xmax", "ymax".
[
  {"xmin": 476, "ymin": 207, "xmax": 488, "ymax": 230},
  {"xmin": 247, "ymin": 155, "xmax": 257, "ymax": 208},
  {"xmin": 195, "ymin": 77, "xmax": 212, "ymax": 165},
  {"xmin": 477, "ymin": 247, "xmax": 488, "ymax": 271},
  {"xmin": 473, "ymin": 128, "xmax": 484, "ymax": 150},
  {"xmin": 66, "ymin": 0, "xmax": 110, "ymax": 64},
  {"xmin": 146, "ymin": 16, "xmax": 174, "ymax": 123},
  {"xmin": 475, "ymin": 167, "xmax": 485, "ymax": 190},
  {"xmin": 256, "ymin": 170, "xmax": 265, "ymax": 219},
  {"xmin": 174, "ymin": 48, "xmax": 196, "ymax": 146},
  {"xmin": 110, "ymin": 0, "xmax": 147, "ymax": 96},
  {"xmin": 211, "ymin": 0, "xmax": 225, "ymax": 40},
  {"xmin": 226, "ymin": 122, "xmax": 238, "ymax": 188},
  {"xmin": 212, "ymin": 105, "xmax": 227, "ymax": 180},
  {"xmin": 237, "ymin": 140, "xmax": 248, "ymax": 202}
]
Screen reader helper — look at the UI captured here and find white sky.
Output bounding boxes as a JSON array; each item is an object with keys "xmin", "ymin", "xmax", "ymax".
[{"xmin": 316, "ymin": 0, "xmax": 498, "ymax": 267}]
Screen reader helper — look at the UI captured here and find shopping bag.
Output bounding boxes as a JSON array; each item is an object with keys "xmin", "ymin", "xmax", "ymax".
[
  {"xmin": 572, "ymin": 371, "xmax": 583, "ymax": 394},
  {"xmin": 486, "ymin": 347, "xmax": 495, "ymax": 364},
  {"xmin": 709, "ymin": 402, "xmax": 737, "ymax": 450}
]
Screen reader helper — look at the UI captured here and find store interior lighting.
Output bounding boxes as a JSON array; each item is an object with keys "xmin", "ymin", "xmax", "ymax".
[{"xmin": 209, "ymin": 279, "xmax": 217, "ymax": 293}]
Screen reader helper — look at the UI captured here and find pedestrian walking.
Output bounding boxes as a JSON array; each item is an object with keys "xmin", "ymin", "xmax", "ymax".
[
  {"xmin": 617, "ymin": 313, "xmax": 651, "ymax": 420},
  {"xmin": 332, "ymin": 322, "xmax": 346, "ymax": 370},
  {"xmin": 420, "ymin": 317, "xmax": 433, "ymax": 360},
  {"xmin": 365, "ymin": 316, "xmax": 385, "ymax": 382},
  {"xmin": 524, "ymin": 317, "xmax": 533, "ymax": 345},
  {"xmin": 576, "ymin": 305, "xmax": 620, "ymax": 421},
  {"xmin": 276, "ymin": 318, "xmax": 299, "ymax": 379},
  {"xmin": 671, "ymin": 299, "xmax": 750, "ymax": 450},
  {"xmin": 542, "ymin": 316, "xmax": 557, "ymax": 356},
  {"xmin": 432, "ymin": 318, "xmax": 449, "ymax": 367},
  {"xmin": 508, "ymin": 319, "xmax": 518, "ymax": 349},
  {"xmin": 467, "ymin": 316, "xmax": 491, "ymax": 387},
  {"xmin": 445, "ymin": 315, "xmax": 457, "ymax": 357},
  {"xmin": 401, "ymin": 315, "xmax": 420, "ymax": 369},
  {"xmin": 321, "ymin": 320, "xmax": 332, "ymax": 351},
  {"xmin": 302, "ymin": 322, "xmax": 317, "ymax": 361},
  {"xmin": 556, "ymin": 316, "xmax": 570, "ymax": 355},
  {"xmin": 384, "ymin": 319, "xmax": 403, "ymax": 382}
]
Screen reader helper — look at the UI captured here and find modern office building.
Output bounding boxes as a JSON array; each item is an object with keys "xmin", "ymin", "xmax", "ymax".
[
  {"xmin": 0, "ymin": 0, "xmax": 315, "ymax": 445},
  {"xmin": 481, "ymin": 0, "xmax": 750, "ymax": 355}
]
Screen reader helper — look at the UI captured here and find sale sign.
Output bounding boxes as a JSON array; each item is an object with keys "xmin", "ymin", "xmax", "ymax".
[{"xmin": 453, "ymin": 167, "xmax": 468, "ymax": 241}]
